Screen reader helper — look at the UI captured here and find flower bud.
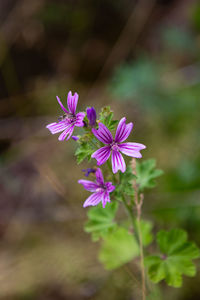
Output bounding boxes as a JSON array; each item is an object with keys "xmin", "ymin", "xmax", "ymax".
[
  {"xmin": 86, "ymin": 107, "xmax": 96, "ymax": 126},
  {"xmin": 82, "ymin": 168, "xmax": 96, "ymax": 177},
  {"xmin": 72, "ymin": 136, "xmax": 79, "ymax": 141}
]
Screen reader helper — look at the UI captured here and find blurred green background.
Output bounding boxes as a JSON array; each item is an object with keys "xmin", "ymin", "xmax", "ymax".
[{"xmin": 0, "ymin": 0, "xmax": 200, "ymax": 299}]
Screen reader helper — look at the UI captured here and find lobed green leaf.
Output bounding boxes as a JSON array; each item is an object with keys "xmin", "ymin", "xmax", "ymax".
[
  {"xmin": 99, "ymin": 106, "xmax": 118, "ymax": 131},
  {"xmin": 145, "ymin": 228, "xmax": 200, "ymax": 287},
  {"xmin": 75, "ymin": 141, "xmax": 94, "ymax": 164},
  {"xmin": 136, "ymin": 159, "xmax": 163, "ymax": 191},
  {"xmin": 84, "ymin": 201, "xmax": 118, "ymax": 241},
  {"xmin": 99, "ymin": 227, "xmax": 139, "ymax": 269}
]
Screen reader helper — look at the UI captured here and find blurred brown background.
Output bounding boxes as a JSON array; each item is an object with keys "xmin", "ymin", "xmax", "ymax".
[{"xmin": 0, "ymin": 0, "xmax": 200, "ymax": 299}]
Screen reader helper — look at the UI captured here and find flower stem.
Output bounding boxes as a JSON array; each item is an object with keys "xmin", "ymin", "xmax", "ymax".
[
  {"xmin": 121, "ymin": 193, "xmax": 146, "ymax": 300},
  {"xmin": 136, "ymin": 198, "xmax": 146, "ymax": 300},
  {"xmin": 130, "ymin": 158, "xmax": 146, "ymax": 300},
  {"xmin": 133, "ymin": 187, "xmax": 146, "ymax": 300}
]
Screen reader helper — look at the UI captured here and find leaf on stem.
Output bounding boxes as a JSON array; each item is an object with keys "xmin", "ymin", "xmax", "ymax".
[
  {"xmin": 75, "ymin": 141, "xmax": 94, "ymax": 164},
  {"xmin": 136, "ymin": 219, "xmax": 154, "ymax": 247},
  {"xmin": 136, "ymin": 159, "xmax": 163, "ymax": 191},
  {"xmin": 84, "ymin": 202, "xmax": 118, "ymax": 241},
  {"xmin": 145, "ymin": 228, "xmax": 200, "ymax": 287},
  {"xmin": 99, "ymin": 227, "xmax": 139, "ymax": 269},
  {"xmin": 113, "ymin": 165, "xmax": 136, "ymax": 200},
  {"xmin": 99, "ymin": 106, "xmax": 118, "ymax": 131}
]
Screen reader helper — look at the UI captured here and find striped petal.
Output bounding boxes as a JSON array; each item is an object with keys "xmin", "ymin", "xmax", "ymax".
[
  {"xmin": 78, "ymin": 180, "xmax": 99, "ymax": 192},
  {"xmin": 95, "ymin": 168, "xmax": 104, "ymax": 185},
  {"xmin": 105, "ymin": 182, "xmax": 115, "ymax": 193},
  {"xmin": 102, "ymin": 191, "xmax": 110, "ymax": 208},
  {"xmin": 92, "ymin": 123, "xmax": 113, "ymax": 144},
  {"xmin": 46, "ymin": 121, "xmax": 68, "ymax": 134},
  {"xmin": 111, "ymin": 150, "xmax": 126, "ymax": 173},
  {"xmin": 91, "ymin": 146, "xmax": 111, "ymax": 166},
  {"xmin": 115, "ymin": 117, "xmax": 133, "ymax": 143},
  {"xmin": 75, "ymin": 112, "xmax": 85, "ymax": 127},
  {"xmin": 118, "ymin": 142, "xmax": 146, "ymax": 158},
  {"xmin": 67, "ymin": 91, "xmax": 78, "ymax": 114},
  {"xmin": 83, "ymin": 192, "xmax": 103, "ymax": 207},
  {"xmin": 58, "ymin": 124, "xmax": 75, "ymax": 141},
  {"xmin": 56, "ymin": 96, "xmax": 68, "ymax": 113}
]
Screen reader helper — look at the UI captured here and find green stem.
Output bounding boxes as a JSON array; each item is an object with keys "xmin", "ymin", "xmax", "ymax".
[
  {"xmin": 122, "ymin": 196, "xmax": 135, "ymax": 229},
  {"xmin": 137, "ymin": 206, "xmax": 146, "ymax": 300},
  {"xmin": 134, "ymin": 189, "xmax": 146, "ymax": 300},
  {"xmin": 121, "ymin": 191, "xmax": 146, "ymax": 300}
]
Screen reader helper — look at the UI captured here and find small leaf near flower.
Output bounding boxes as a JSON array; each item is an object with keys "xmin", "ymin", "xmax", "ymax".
[
  {"xmin": 99, "ymin": 106, "xmax": 118, "ymax": 131},
  {"xmin": 136, "ymin": 159, "xmax": 163, "ymax": 191},
  {"xmin": 84, "ymin": 201, "xmax": 118, "ymax": 241}
]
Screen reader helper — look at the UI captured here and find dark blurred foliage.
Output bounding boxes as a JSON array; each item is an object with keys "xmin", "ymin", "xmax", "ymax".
[{"xmin": 0, "ymin": 0, "xmax": 200, "ymax": 299}]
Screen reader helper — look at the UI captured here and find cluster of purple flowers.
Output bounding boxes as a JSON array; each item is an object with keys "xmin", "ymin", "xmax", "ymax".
[{"xmin": 46, "ymin": 91, "xmax": 146, "ymax": 208}]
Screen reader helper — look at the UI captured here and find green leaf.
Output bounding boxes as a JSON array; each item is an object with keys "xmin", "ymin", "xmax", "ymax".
[
  {"xmin": 75, "ymin": 142, "xmax": 94, "ymax": 164},
  {"xmin": 84, "ymin": 201, "xmax": 118, "ymax": 241},
  {"xmin": 99, "ymin": 106, "xmax": 118, "ymax": 131},
  {"xmin": 136, "ymin": 159, "xmax": 163, "ymax": 191},
  {"xmin": 145, "ymin": 229, "xmax": 200, "ymax": 287},
  {"xmin": 113, "ymin": 165, "xmax": 136, "ymax": 200},
  {"xmin": 99, "ymin": 227, "xmax": 139, "ymax": 269},
  {"xmin": 136, "ymin": 220, "xmax": 154, "ymax": 247}
]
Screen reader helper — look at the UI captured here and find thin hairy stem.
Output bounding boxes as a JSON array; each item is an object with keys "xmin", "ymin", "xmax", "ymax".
[
  {"xmin": 135, "ymin": 194, "xmax": 146, "ymax": 300},
  {"xmin": 131, "ymin": 158, "xmax": 146, "ymax": 300},
  {"xmin": 121, "ymin": 192, "xmax": 146, "ymax": 300}
]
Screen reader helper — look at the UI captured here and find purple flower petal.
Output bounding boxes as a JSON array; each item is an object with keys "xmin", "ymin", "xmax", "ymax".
[
  {"xmin": 58, "ymin": 124, "xmax": 74, "ymax": 141},
  {"xmin": 56, "ymin": 96, "xmax": 68, "ymax": 113},
  {"xmin": 75, "ymin": 112, "xmax": 85, "ymax": 127},
  {"xmin": 83, "ymin": 192, "xmax": 103, "ymax": 207},
  {"xmin": 105, "ymin": 182, "xmax": 115, "ymax": 193},
  {"xmin": 86, "ymin": 107, "xmax": 97, "ymax": 126},
  {"xmin": 91, "ymin": 146, "xmax": 111, "ymax": 165},
  {"xmin": 46, "ymin": 121, "xmax": 68, "ymax": 134},
  {"xmin": 67, "ymin": 91, "xmax": 78, "ymax": 115},
  {"xmin": 95, "ymin": 168, "xmax": 104, "ymax": 185},
  {"xmin": 78, "ymin": 180, "xmax": 99, "ymax": 192},
  {"xmin": 115, "ymin": 117, "xmax": 133, "ymax": 143},
  {"xmin": 102, "ymin": 191, "xmax": 110, "ymax": 208},
  {"xmin": 111, "ymin": 150, "xmax": 126, "ymax": 173},
  {"xmin": 118, "ymin": 142, "xmax": 146, "ymax": 158},
  {"xmin": 92, "ymin": 123, "xmax": 113, "ymax": 144}
]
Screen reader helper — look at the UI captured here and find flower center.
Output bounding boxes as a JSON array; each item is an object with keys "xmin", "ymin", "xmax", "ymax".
[
  {"xmin": 96, "ymin": 184, "xmax": 107, "ymax": 193},
  {"xmin": 65, "ymin": 113, "xmax": 76, "ymax": 124},
  {"xmin": 111, "ymin": 142, "xmax": 119, "ymax": 152},
  {"xmin": 58, "ymin": 112, "xmax": 76, "ymax": 124}
]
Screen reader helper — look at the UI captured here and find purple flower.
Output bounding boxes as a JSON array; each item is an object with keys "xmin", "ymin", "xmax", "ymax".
[
  {"xmin": 91, "ymin": 117, "xmax": 146, "ymax": 174},
  {"xmin": 46, "ymin": 91, "xmax": 85, "ymax": 141},
  {"xmin": 78, "ymin": 168, "xmax": 115, "ymax": 208},
  {"xmin": 86, "ymin": 107, "xmax": 97, "ymax": 126},
  {"xmin": 82, "ymin": 168, "xmax": 96, "ymax": 177}
]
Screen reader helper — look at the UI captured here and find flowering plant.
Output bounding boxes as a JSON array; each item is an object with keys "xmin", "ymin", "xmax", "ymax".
[{"xmin": 46, "ymin": 91, "xmax": 200, "ymax": 299}]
